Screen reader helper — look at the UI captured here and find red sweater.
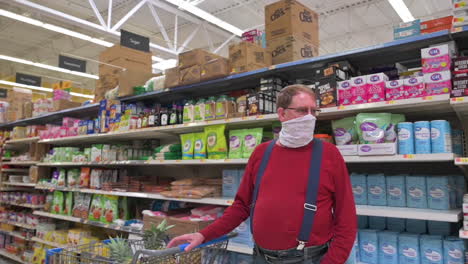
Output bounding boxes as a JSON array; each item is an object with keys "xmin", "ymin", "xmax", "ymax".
[{"xmin": 200, "ymin": 141, "xmax": 357, "ymax": 264}]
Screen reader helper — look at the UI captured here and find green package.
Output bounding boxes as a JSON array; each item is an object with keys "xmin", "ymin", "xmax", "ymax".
[
  {"xmin": 84, "ymin": 148, "xmax": 91, "ymax": 162},
  {"xmin": 101, "ymin": 195, "xmax": 118, "ymax": 224},
  {"xmin": 58, "ymin": 169, "xmax": 66, "ymax": 187},
  {"xmin": 228, "ymin": 129, "xmax": 245, "ymax": 159},
  {"xmin": 242, "ymin": 128, "xmax": 263, "ymax": 158},
  {"xmin": 154, "ymin": 144, "xmax": 182, "ymax": 154},
  {"xmin": 331, "ymin": 117, "xmax": 358, "ymax": 145},
  {"xmin": 180, "ymin": 133, "xmax": 195, "ymax": 160},
  {"xmin": 193, "ymin": 132, "xmax": 207, "ymax": 159},
  {"xmin": 67, "ymin": 168, "xmax": 80, "ymax": 188},
  {"xmin": 88, "ymin": 195, "xmax": 103, "ymax": 222},
  {"xmin": 356, "ymin": 113, "xmax": 392, "ymax": 144},
  {"xmin": 119, "ymin": 197, "xmax": 129, "ymax": 220},
  {"xmin": 64, "ymin": 191, "xmax": 73, "ymax": 216},
  {"xmin": 205, "ymin": 124, "xmax": 228, "ymax": 159},
  {"xmin": 385, "ymin": 114, "xmax": 406, "ymax": 143},
  {"xmin": 52, "ymin": 191, "xmax": 64, "ymax": 215}
]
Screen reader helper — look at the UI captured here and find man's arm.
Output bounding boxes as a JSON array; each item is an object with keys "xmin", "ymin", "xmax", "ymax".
[{"xmin": 321, "ymin": 146, "xmax": 357, "ymax": 264}]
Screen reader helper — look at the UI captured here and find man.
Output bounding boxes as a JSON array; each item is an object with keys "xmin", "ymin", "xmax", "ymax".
[{"xmin": 168, "ymin": 85, "xmax": 357, "ymax": 263}]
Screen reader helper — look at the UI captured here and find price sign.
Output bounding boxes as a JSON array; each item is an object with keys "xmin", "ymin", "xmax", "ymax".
[
  {"xmin": 226, "ymin": 200, "xmax": 234, "ymax": 205},
  {"xmin": 338, "ymin": 106, "xmax": 346, "ymax": 110},
  {"xmin": 386, "ymin": 100, "xmax": 396, "ymax": 105},
  {"xmin": 403, "ymin": 154, "xmax": 415, "ymax": 159},
  {"xmin": 456, "ymin": 157, "xmax": 468, "ymax": 163},
  {"xmin": 269, "ymin": 65, "xmax": 276, "ymax": 70},
  {"xmin": 257, "ymin": 115, "xmax": 264, "ymax": 119},
  {"xmin": 452, "ymin": 97, "xmax": 465, "ymax": 102},
  {"xmin": 422, "ymin": 96, "xmax": 433, "ymax": 101}
]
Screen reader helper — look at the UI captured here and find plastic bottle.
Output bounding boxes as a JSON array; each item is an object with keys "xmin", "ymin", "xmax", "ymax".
[
  {"xmin": 183, "ymin": 100, "xmax": 194, "ymax": 123},
  {"xmin": 194, "ymin": 98, "xmax": 205, "ymax": 122},
  {"xmin": 215, "ymin": 95, "xmax": 228, "ymax": 119},
  {"xmin": 160, "ymin": 107, "xmax": 169, "ymax": 126},
  {"xmin": 169, "ymin": 103, "xmax": 178, "ymax": 125},
  {"xmin": 205, "ymin": 97, "xmax": 216, "ymax": 121}
]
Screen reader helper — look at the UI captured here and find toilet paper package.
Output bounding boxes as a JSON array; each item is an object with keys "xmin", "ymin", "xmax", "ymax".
[
  {"xmin": 427, "ymin": 176, "xmax": 451, "ymax": 210},
  {"xmin": 404, "ymin": 76, "xmax": 426, "ymax": 98},
  {"xmin": 351, "ymin": 173, "xmax": 368, "ymax": 205},
  {"xmin": 386, "ymin": 175, "xmax": 406, "ymax": 207},
  {"xmin": 406, "ymin": 219, "xmax": 427, "ymax": 234},
  {"xmin": 449, "ymin": 176, "xmax": 457, "ymax": 209},
  {"xmin": 430, "ymin": 120, "xmax": 452, "ymax": 154},
  {"xmin": 378, "ymin": 231, "xmax": 399, "ymax": 264},
  {"xmin": 420, "ymin": 235, "xmax": 444, "ymax": 264},
  {"xmin": 358, "ymin": 215, "xmax": 369, "ymax": 229},
  {"xmin": 367, "ymin": 73, "xmax": 389, "ymax": 103},
  {"xmin": 386, "ymin": 79, "xmax": 406, "ymax": 100},
  {"xmin": 398, "ymin": 122, "xmax": 415, "ymax": 155},
  {"xmin": 421, "ymin": 44, "xmax": 452, "ymax": 73},
  {"xmin": 443, "ymin": 237, "xmax": 465, "ymax": 264},
  {"xmin": 424, "ymin": 71, "xmax": 452, "ymax": 95},
  {"xmin": 406, "ymin": 175, "xmax": 428, "ymax": 208},
  {"xmin": 414, "ymin": 121, "xmax": 432, "ymax": 154},
  {"xmin": 351, "ymin": 76, "xmax": 368, "ymax": 104},
  {"xmin": 367, "ymin": 173, "xmax": 387, "ymax": 206},
  {"xmin": 387, "ymin": 217, "xmax": 406, "ymax": 232},
  {"xmin": 359, "ymin": 230, "xmax": 379, "ymax": 264},
  {"xmin": 338, "ymin": 80, "xmax": 354, "ymax": 106},
  {"xmin": 369, "ymin": 216, "xmax": 386, "ymax": 230},
  {"xmin": 399, "ymin": 233, "xmax": 421, "ymax": 264}
]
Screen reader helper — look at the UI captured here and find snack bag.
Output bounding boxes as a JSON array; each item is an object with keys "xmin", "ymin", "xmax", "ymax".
[
  {"xmin": 80, "ymin": 167, "xmax": 91, "ymax": 188},
  {"xmin": 58, "ymin": 169, "xmax": 66, "ymax": 187},
  {"xmin": 119, "ymin": 197, "xmax": 129, "ymax": 220},
  {"xmin": 205, "ymin": 124, "xmax": 228, "ymax": 159},
  {"xmin": 81, "ymin": 194, "xmax": 92, "ymax": 219},
  {"xmin": 67, "ymin": 168, "xmax": 80, "ymax": 188},
  {"xmin": 180, "ymin": 133, "xmax": 195, "ymax": 160},
  {"xmin": 332, "ymin": 117, "xmax": 358, "ymax": 145},
  {"xmin": 52, "ymin": 191, "xmax": 64, "ymax": 214},
  {"xmin": 51, "ymin": 170, "xmax": 59, "ymax": 186},
  {"xmin": 193, "ymin": 132, "xmax": 207, "ymax": 159},
  {"xmin": 356, "ymin": 113, "xmax": 392, "ymax": 144},
  {"xmin": 385, "ymin": 114, "xmax": 406, "ymax": 143},
  {"xmin": 228, "ymin": 129, "xmax": 245, "ymax": 159},
  {"xmin": 72, "ymin": 192, "xmax": 83, "ymax": 218},
  {"xmin": 88, "ymin": 195, "xmax": 103, "ymax": 221},
  {"xmin": 101, "ymin": 195, "xmax": 118, "ymax": 224},
  {"xmin": 64, "ymin": 191, "xmax": 73, "ymax": 216},
  {"xmin": 242, "ymin": 128, "xmax": 263, "ymax": 158}
]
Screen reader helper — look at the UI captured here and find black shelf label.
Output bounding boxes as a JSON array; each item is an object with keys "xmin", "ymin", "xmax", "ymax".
[
  {"xmin": 0, "ymin": 88, "xmax": 7, "ymax": 98},
  {"xmin": 59, "ymin": 55, "xmax": 87, "ymax": 73},
  {"xmin": 16, "ymin": 73, "xmax": 41, "ymax": 86},
  {"xmin": 120, "ymin": 29, "xmax": 150, "ymax": 52}
]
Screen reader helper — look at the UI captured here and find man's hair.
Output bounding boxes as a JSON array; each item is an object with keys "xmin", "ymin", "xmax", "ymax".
[{"xmin": 276, "ymin": 84, "xmax": 316, "ymax": 109}]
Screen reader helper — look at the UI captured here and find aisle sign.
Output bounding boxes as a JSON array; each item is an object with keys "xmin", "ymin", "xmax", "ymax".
[
  {"xmin": 120, "ymin": 30, "xmax": 150, "ymax": 52},
  {"xmin": 0, "ymin": 88, "xmax": 7, "ymax": 98},
  {"xmin": 59, "ymin": 55, "xmax": 87, "ymax": 73},
  {"xmin": 16, "ymin": 73, "xmax": 41, "ymax": 86}
]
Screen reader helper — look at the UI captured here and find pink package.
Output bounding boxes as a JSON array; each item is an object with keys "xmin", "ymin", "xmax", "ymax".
[
  {"xmin": 366, "ymin": 73, "xmax": 388, "ymax": 102},
  {"xmin": 350, "ymin": 76, "xmax": 368, "ymax": 104},
  {"xmin": 421, "ymin": 44, "xmax": 451, "ymax": 73},
  {"xmin": 66, "ymin": 127, "xmax": 79, "ymax": 137},
  {"xmin": 53, "ymin": 89, "xmax": 71, "ymax": 101},
  {"xmin": 423, "ymin": 71, "xmax": 452, "ymax": 95},
  {"xmin": 337, "ymin": 80, "xmax": 353, "ymax": 106},
  {"xmin": 62, "ymin": 117, "xmax": 81, "ymax": 128},
  {"xmin": 385, "ymin": 80, "xmax": 406, "ymax": 100},
  {"xmin": 403, "ymin": 77, "xmax": 426, "ymax": 98}
]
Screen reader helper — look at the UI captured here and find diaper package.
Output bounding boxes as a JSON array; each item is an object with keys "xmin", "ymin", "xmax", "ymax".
[
  {"xmin": 338, "ymin": 80, "xmax": 353, "ymax": 106},
  {"xmin": 406, "ymin": 175, "xmax": 428, "ymax": 208},
  {"xmin": 367, "ymin": 73, "xmax": 389, "ymax": 103},
  {"xmin": 332, "ymin": 117, "xmax": 358, "ymax": 145},
  {"xmin": 399, "ymin": 233, "xmax": 421, "ymax": 264},
  {"xmin": 443, "ymin": 237, "xmax": 465, "ymax": 264},
  {"xmin": 351, "ymin": 76, "xmax": 368, "ymax": 104},
  {"xmin": 420, "ymin": 235, "xmax": 444, "ymax": 264},
  {"xmin": 351, "ymin": 173, "xmax": 367, "ymax": 205},
  {"xmin": 426, "ymin": 176, "xmax": 450, "ymax": 210},
  {"xmin": 356, "ymin": 113, "xmax": 392, "ymax": 144},
  {"xmin": 386, "ymin": 175, "xmax": 406, "ymax": 207}
]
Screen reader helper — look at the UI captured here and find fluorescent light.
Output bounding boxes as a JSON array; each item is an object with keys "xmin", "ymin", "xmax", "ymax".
[
  {"xmin": 388, "ymin": 0, "xmax": 415, "ymax": 22},
  {"xmin": 153, "ymin": 59, "xmax": 177, "ymax": 71},
  {"xmin": 0, "ymin": 55, "xmax": 99, "ymax": 80},
  {"xmin": 152, "ymin": 56, "xmax": 164, "ymax": 62},
  {"xmin": 0, "ymin": 80, "xmax": 95, "ymax": 98},
  {"xmin": 162, "ymin": 0, "xmax": 243, "ymax": 36}
]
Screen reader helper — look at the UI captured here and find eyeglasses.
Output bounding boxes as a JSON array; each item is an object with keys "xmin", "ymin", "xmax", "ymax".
[{"xmin": 286, "ymin": 107, "xmax": 322, "ymax": 116}]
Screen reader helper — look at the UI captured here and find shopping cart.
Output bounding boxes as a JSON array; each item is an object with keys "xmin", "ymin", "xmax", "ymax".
[{"xmin": 45, "ymin": 232, "xmax": 237, "ymax": 264}]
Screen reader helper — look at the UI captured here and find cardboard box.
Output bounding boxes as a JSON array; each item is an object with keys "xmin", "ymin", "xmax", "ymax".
[
  {"xmin": 201, "ymin": 58, "xmax": 229, "ymax": 81},
  {"xmin": 178, "ymin": 49, "xmax": 223, "ymax": 69},
  {"xmin": 314, "ymin": 77, "xmax": 338, "ymax": 108},
  {"xmin": 164, "ymin": 67, "xmax": 180, "ymax": 88},
  {"xmin": 143, "ymin": 214, "xmax": 213, "ymax": 236},
  {"xmin": 421, "ymin": 24, "xmax": 452, "ymax": 34},
  {"xmin": 29, "ymin": 142, "xmax": 49, "ymax": 162},
  {"xmin": 179, "ymin": 65, "xmax": 201, "ymax": 85},
  {"xmin": 99, "ymin": 45, "xmax": 152, "ymax": 72},
  {"xmin": 265, "ymin": 0, "xmax": 319, "ymax": 42},
  {"xmin": 267, "ymin": 35, "xmax": 318, "ymax": 64},
  {"xmin": 358, "ymin": 142, "xmax": 397, "ymax": 156},
  {"xmin": 118, "ymin": 70, "xmax": 154, "ymax": 97},
  {"xmin": 421, "ymin": 16, "xmax": 453, "ymax": 30},
  {"xmin": 23, "ymin": 101, "xmax": 33, "ymax": 118},
  {"xmin": 53, "ymin": 100, "xmax": 81, "ymax": 112},
  {"xmin": 229, "ymin": 42, "xmax": 271, "ymax": 70},
  {"xmin": 337, "ymin": 145, "xmax": 358, "ymax": 156},
  {"xmin": 231, "ymin": 63, "xmax": 267, "ymax": 75}
]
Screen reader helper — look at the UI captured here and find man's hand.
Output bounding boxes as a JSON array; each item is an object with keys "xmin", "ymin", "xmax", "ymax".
[{"xmin": 167, "ymin": 232, "xmax": 205, "ymax": 252}]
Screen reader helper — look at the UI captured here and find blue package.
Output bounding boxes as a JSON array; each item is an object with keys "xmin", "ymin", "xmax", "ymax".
[
  {"xmin": 87, "ymin": 120, "xmax": 94, "ymax": 134},
  {"xmin": 358, "ymin": 215, "xmax": 369, "ymax": 229},
  {"xmin": 452, "ymin": 129, "xmax": 464, "ymax": 156},
  {"xmin": 359, "ymin": 230, "xmax": 379, "ymax": 264},
  {"xmin": 430, "ymin": 120, "xmax": 452, "ymax": 154},
  {"xmin": 230, "ymin": 220, "xmax": 254, "ymax": 248},
  {"xmin": 414, "ymin": 121, "xmax": 431, "ymax": 154},
  {"xmin": 369, "ymin": 216, "xmax": 386, "ymax": 230},
  {"xmin": 406, "ymin": 219, "xmax": 427, "ymax": 234},
  {"xmin": 428, "ymin": 221, "xmax": 454, "ymax": 236},
  {"xmin": 398, "ymin": 122, "xmax": 415, "ymax": 154},
  {"xmin": 378, "ymin": 231, "xmax": 399, "ymax": 264},
  {"xmin": 386, "ymin": 175, "xmax": 406, "ymax": 207},
  {"xmin": 345, "ymin": 237, "xmax": 360, "ymax": 264},
  {"xmin": 443, "ymin": 237, "xmax": 465, "ymax": 264},
  {"xmin": 387, "ymin": 217, "xmax": 406, "ymax": 232},
  {"xmin": 222, "ymin": 169, "xmax": 240, "ymax": 198},
  {"xmin": 351, "ymin": 173, "xmax": 368, "ymax": 205},
  {"xmin": 406, "ymin": 175, "xmax": 428, "ymax": 208},
  {"xmin": 420, "ymin": 235, "xmax": 444, "ymax": 264},
  {"xmin": 426, "ymin": 176, "xmax": 450, "ymax": 210},
  {"xmin": 367, "ymin": 173, "xmax": 387, "ymax": 206},
  {"xmin": 399, "ymin": 233, "xmax": 421, "ymax": 264}
]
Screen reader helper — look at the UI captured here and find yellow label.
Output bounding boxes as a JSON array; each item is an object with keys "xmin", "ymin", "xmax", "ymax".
[
  {"xmin": 225, "ymin": 159, "xmax": 231, "ymax": 162},
  {"xmin": 423, "ymin": 96, "xmax": 433, "ymax": 100},
  {"xmin": 257, "ymin": 115, "xmax": 264, "ymax": 119},
  {"xmin": 200, "ymin": 159, "xmax": 206, "ymax": 163},
  {"xmin": 443, "ymin": 88, "xmax": 449, "ymax": 93},
  {"xmin": 386, "ymin": 100, "xmax": 396, "ymax": 105},
  {"xmin": 338, "ymin": 106, "xmax": 346, "ymax": 110},
  {"xmin": 175, "ymin": 160, "xmax": 181, "ymax": 163},
  {"xmin": 269, "ymin": 65, "xmax": 276, "ymax": 70},
  {"xmin": 403, "ymin": 154, "xmax": 415, "ymax": 159},
  {"xmin": 242, "ymin": 116, "xmax": 248, "ymax": 120},
  {"xmin": 456, "ymin": 157, "xmax": 468, "ymax": 163},
  {"xmin": 226, "ymin": 200, "xmax": 234, "ymax": 205}
]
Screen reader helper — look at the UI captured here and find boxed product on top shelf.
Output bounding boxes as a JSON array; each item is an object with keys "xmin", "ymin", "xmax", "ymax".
[
  {"xmin": 393, "ymin": 20, "xmax": 421, "ymax": 40},
  {"xmin": 229, "ymin": 41, "xmax": 271, "ymax": 74},
  {"xmin": 10, "ymin": 125, "xmax": 45, "ymax": 140},
  {"xmin": 420, "ymin": 15, "xmax": 453, "ymax": 34},
  {"xmin": 159, "ymin": 178, "xmax": 222, "ymax": 199}
]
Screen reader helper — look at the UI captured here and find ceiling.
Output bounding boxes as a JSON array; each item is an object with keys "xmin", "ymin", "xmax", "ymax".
[{"xmin": 0, "ymin": 0, "xmax": 452, "ymax": 95}]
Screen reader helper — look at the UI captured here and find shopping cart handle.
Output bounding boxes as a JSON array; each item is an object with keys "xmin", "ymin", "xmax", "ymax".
[
  {"xmin": 179, "ymin": 232, "xmax": 237, "ymax": 252},
  {"xmin": 45, "ymin": 248, "xmax": 63, "ymax": 264}
]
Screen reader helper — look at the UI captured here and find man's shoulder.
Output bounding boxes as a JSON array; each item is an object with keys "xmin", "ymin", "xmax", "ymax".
[{"xmin": 321, "ymin": 141, "xmax": 342, "ymax": 157}]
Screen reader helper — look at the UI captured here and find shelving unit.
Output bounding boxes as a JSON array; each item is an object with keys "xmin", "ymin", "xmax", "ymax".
[
  {"xmin": 0, "ymin": 221, "xmax": 35, "ymax": 230},
  {"xmin": 0, "ymin": 201, "xmax": 44, "ymax": 209},
  {"xmin": 2, "ymin": 161, "xmax": 37, "ymax": 166},
  {"xmin": 0, "ymin": 249, "xmax": 26, "ymax": 263},
  {"xmin": 2, "ymin": 182, "xmax": 36, "ymax": 187},
  {"xmin": 0, "ymin": 230, "xmax": 30, "ymax": 241},
  {"xmin": 4, "ymin": 137, "xmax": 39, "ymax": 146},
  {"xmin": 356, "ymin": 205, "xmax": 461, "ymax": 222},
  {"xmin": 1, "ymin": 169, "xmax": 30, "ymax": 173},
  {"xmin": 31, "ymin": 237, "xmax": 64, "ymax": 248}
]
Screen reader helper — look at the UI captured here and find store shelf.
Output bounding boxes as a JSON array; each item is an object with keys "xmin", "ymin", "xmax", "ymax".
[
  {"xmin": 356, "ymin": 205, "xmax": 461, "ymax": 222},
  {"xmin": 38, "ymin": 159, "xmax": 249, "ymax": 167},
  {"xmin": 1, "ymin": 158, "xmax": 11, "ymax": 161},
  {"xmin": 0, "ymin": 201, "xmax": 44, "ymax": 209},
  {"xmin": 227, "ymin": 243, "xmax": 253, "ymax": 255},
  {"xmin": 0, "ymin": 220, "xmax": 36, "ymax": 230},
  {"xmin": 3, "ymin": 182, "xmax": 36, "ymax": 187},
  {"xmin": 5, "ymin": 137, "xmax": 39, "ymax": 145},
  {"xmin": 344, "ymin": 153, "xmax": 455, "ymax": 163},
  {"xmin": 33, "ymin": 211, "xmax": 142, "ymax": 234},
  {"xmin": 31, "ymin": 237, "xmax": 63, "ymax": 248},
  {"xmin": 0, "ymin": 249, "xmax": 25, "ymax": 263},
  {"xmin": 459, "ymin": 228, "xmax": 468, "ymax": 239},
  {"xmin": 451, "ymin": 97, "xmax": 468, "ymax": 128},
  {"xmin": 1, "ymin": 169, "xmax": 30, "ymax": 173},
  {"xmin": 2, "ymin": 161, "xmax": 37, "ymax": 166},
  {"xmin": 0, "ymin": 230, "xmax": 30, "ymax": 241}
]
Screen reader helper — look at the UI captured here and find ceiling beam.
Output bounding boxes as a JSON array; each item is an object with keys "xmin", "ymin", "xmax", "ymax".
[
  {"xmin": 88, "ymin": 0, "xmax": 106, "ymax": 28},
  {"xmin": 111, "ymin": 0, "xmax": 147, "ymax": 31},
  {"xmin": 148, "ymin": 3, "xmax": 174, "ymax": 50}
]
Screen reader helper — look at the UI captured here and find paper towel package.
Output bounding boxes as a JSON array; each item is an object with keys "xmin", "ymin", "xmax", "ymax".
[
  {"xmin": 378, "ymin": 231, "xmax": 399, "ymax": 264},
  {"xmin": 399, "ymin": 233, "xmax": 421, "ymax": 264},
  {"xmin": 368, "ymin": 173, "xmax": 387, "ymax": 206},
  {"xmin": 351, "ymin": 173, "xmax": 368, "ymax": 205},
  {"xmin": 420, "ymin": 235, "xmax": 444, "ymax": 264},
  {"xmin": 386, "ymin": 175, "xmax": 407, "ymax": 207},
  {"xmin": 359, "ymin": 229, "xmax": 379, "ymax": 264},
  {"xmin": 443, "ymin": 237, "xmax": 465, "ymax": 264},
  {"xmin": 426, "ymin": 176, "xmax": 450, "ymax": 210},
  {"xmin": 369, "ymin": 216, "xmax": 386, "ymax": 230},
  {"xmin": 406, "ymin": 175, "xmax": 428, "ymax": 208},
  {"xmin": 345, "ymin": 237, "xmax": 360, "ymax": 264}
]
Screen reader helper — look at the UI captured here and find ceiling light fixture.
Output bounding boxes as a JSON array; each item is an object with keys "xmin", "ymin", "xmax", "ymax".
[
  {"xmin": 152, "ymin": 59, "xmax": 177, "ymax": 70},
  {"xmin": 162, "ymin": 0, "xmax": 243, "ymax": 36},
  {"xmin": 388, "ymin": 0, "xmax": 415, "ymax": 22},
  {"xmin": 0, "ymin": 55, "xmax": 99, "ymax": 79},
  {"xmin": 0, "ymin": 80, "xmax": 94, "ymax": 98}
]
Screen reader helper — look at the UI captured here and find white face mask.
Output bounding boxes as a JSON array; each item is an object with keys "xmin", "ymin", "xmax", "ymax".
[{"xmin": 279, "ymin": 114, "xmax": 317, "ymax": 148}]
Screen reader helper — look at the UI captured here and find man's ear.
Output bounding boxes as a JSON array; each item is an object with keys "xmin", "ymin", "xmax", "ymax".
[{"xmin": 277, "ymin": 107, "xmax": 285, "ymax": 122}]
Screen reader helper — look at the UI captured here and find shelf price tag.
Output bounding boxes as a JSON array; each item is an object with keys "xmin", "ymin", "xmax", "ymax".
[
  {"xmin": 385, "ymin": 100, "xmax": 396, "ymax": 105},
  {"xmin": 456, "ymin": 157, "xmax": 468, "ymax": 163},
  {"xmin": 242, "ymin": 116, "xmax": 248, "ymax": 120},
  {"xmin": 338, "ymin": 106, "xmax": 346, "ymax": 110},
  {"xmin": 200, "ymin": 159, "xmax": 206, "ymax": 163},
  {"xmin": 257, "ymin": 115, "xmax": 264, "ymax": 119},
  {"xmin": 422, "ymin": 96, "xmax": 433, "ymax": 101},
  {"xmin": 452, "ymin": 97, "xmax": 465, "ymax": 102},
  {"xmin": 226, "ymin": 200, "xmax": 234, "ymax": 205},
  {"xmin": 175, "ymin": 160, "xmax": 181, "ymax": 163},
  {"xmin": 403, "ymin": 154, "xmax": 415, "ymax": 159},
  {"xmin": 269, "ymin": 65, "xmax": 276, "ymax": 70}
]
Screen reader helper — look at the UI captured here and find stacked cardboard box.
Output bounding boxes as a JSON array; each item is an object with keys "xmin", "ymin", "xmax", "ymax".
[
  {"xmin": 421, "ymin": 16, "xmax": 453, "ymax": 34},
  {"xmin": 6, "ymin": 88, "xmax": 33, "ymax": 122},
  {"xmin": 177, "ymin": 49, "xmax": 229, "ymax": 85},
  {"xmin": 96, "ymin": 45, "xmax": 152, "ymax": 100},
  {"xmin": 265, "ymin": 0, "xmax": 319, "ymax": 65},
  {"xmin": 228, "ymin": 42, "xmax": 271, "ymax": 74}
]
